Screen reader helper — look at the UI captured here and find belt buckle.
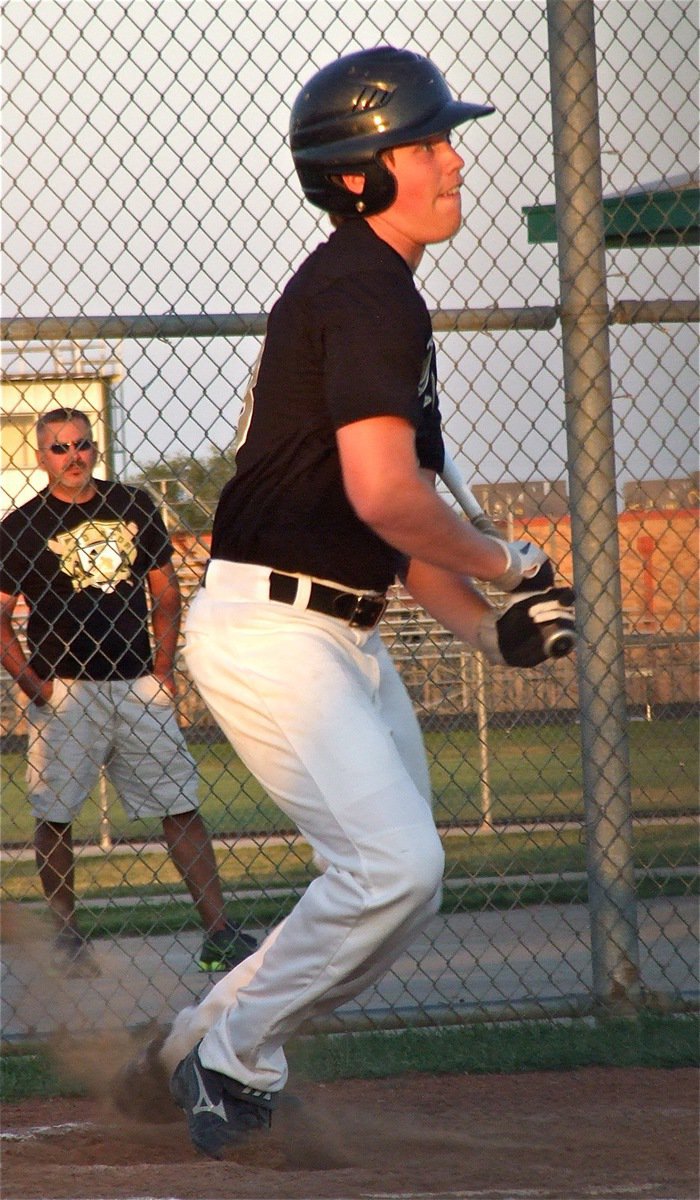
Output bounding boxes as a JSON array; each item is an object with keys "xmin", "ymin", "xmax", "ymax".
[{"xmin": 348, "ymin": 593, "xmax": 387, "ymax": 629}]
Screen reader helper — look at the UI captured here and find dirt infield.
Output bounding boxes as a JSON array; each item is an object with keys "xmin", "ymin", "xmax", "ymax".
[{"xmin": 2, "ymin": 1066, "xmax": 698, "ymax": 1200}]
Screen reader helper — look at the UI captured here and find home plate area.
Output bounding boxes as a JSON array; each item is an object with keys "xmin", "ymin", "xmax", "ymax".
[{"xmin": 1, "ymin": 1067, "xmax": 697, "ymax": 1200}]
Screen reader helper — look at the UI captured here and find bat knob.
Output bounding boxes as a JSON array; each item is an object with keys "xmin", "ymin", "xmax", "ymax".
[{"xmin": 542, "ymin": 625, "xmax": 576, "ymax": 659}]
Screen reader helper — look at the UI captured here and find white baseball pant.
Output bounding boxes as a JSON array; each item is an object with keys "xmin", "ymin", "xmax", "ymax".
[{"xmin": 163, "ymin": 560, "xmax": 444, "ymax": 1092}]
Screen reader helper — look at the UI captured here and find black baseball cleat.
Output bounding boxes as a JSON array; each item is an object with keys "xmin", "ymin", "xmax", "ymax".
[{"xmin": 170, "ymin": 1041, "xmax": 276, "ymax": 1159}]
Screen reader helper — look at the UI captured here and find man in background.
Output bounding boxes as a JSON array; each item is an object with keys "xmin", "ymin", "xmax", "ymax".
[{"xmin": 0, "ymin": 407, "xmax": 256, "ymax": 977}]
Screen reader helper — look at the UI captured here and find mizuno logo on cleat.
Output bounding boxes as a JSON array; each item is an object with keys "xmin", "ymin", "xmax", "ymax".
[{"xmin": 191, "ymin": 1061, "xmax": 228, "ymax": 1120}]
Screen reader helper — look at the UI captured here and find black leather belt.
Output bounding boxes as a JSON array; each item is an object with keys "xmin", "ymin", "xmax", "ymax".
[{"xmin": 269, "ymin": 571, "xmax": 387, "ymax": 629}]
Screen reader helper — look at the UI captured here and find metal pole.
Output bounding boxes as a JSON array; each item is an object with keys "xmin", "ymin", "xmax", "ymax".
[
  {"xmin": 473, "ymin": 651, "xmax": 493, "ymax": 832},
  {"xmin": 99, "ymin": 768, "xmax": 112, "ymax": 852},
  {"xmin": 2, "ymin": 298, "xmax": 696, "ymax": 345},
  {"xmin": 546, "ymin": 0, "xmax": 641, "ymax": 1011}
]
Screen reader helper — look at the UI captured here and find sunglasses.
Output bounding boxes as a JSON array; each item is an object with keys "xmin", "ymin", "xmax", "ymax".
[{"xmin": 46, "ymin": 439, "xmax": 94, "ymax": 455}]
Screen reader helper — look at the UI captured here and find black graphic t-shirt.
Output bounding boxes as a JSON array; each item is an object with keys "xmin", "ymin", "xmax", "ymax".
[
  {"xmin": 0, "ymin": 481, "xmax": 172, "ymax": 680},
  {"xmin": 211, "ymin": 219, "xmax": 445, "ymax": 592}
]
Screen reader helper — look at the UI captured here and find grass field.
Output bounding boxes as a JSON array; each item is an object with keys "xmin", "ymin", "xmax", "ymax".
[
  {"xmin": 1, "ymin": 716, "xmax": 697, "ymax": 926},
  {"xmin": 2, "ymin": 819, "xmax": 696, "ymax": 935},
  {"xmin": 1, "ymin": 1013, "xmax": 698, "ymax": 1103},
  {"xmin": 2, "ymin": 716, "xmax": 697, "ymax": 845}
]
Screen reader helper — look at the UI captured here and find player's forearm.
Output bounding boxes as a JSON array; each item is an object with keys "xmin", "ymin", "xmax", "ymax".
[
  {"xmin": 149, "ymin": 596, "xmax": 181, "ymax": 677},
  {"xmin": 360, "ymin": 475, "xmax": 506, "ymax": 581},
  {"xmin": 338, "ymin": 418, "xmax": 508, "ymax": 581},
  {"xmin": 0, "ymin": 620, "xmax": 46, "ymax": 702},
  {"xmin": 404, "ymin": 558, "xmax": 492, "ymax": 646}
]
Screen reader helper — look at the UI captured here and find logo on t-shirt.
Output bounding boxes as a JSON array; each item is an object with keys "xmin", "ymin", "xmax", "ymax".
[
  {"xmin": 419, "ymin": 337, "xmax": 437, "ymax": 411},
  {"xmin": 48, "ymin": 520, "xmax": 139, "ymax": 592}
]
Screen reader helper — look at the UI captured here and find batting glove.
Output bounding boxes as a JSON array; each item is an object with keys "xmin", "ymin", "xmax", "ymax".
[
  {"xmin": 477, "ymin": 586, "xmax": 576, "ymax": 668},
  {"xmin": 490, "ymin": 539, "xmax": 553, "ymax": 593}
]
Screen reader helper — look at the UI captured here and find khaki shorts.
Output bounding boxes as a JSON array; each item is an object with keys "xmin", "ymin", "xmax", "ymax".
[{"xmin": 26, "ymin": 675, "xmax": 199, "ymax": 822}]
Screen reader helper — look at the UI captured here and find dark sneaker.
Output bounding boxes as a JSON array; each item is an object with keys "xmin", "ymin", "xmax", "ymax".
[
  {"xmin": 52, "ymin": 927, "xmax": 101, "ymax": 978},
  {"xmin": 170, "ymin": 1041, "xmax": 275, "ymax": 1159},
  {"xmin": 197, "ymin": 920, "xmax": 258, "ymax": 972}
]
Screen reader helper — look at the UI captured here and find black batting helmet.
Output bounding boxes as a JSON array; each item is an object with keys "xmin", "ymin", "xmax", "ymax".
[{"xmin": 289, "ymin": 47, "xmax": 495, "ymax": 216}]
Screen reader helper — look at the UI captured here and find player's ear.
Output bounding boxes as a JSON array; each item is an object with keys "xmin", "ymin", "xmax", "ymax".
[{"xmin": 337, "ymin": 172, "xmax": 366, "ymax": 196}]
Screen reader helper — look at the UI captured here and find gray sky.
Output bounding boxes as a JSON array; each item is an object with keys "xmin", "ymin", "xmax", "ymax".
[{"xmin": 2, "ymin": 0, "xmax": 697, "ymax": 489}]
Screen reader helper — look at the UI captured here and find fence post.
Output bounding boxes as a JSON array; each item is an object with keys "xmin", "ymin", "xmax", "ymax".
[
  {"xmin": 98, "ymin": 768, "xmax": 112, "ymax": 852},
  {"xmin": 472, "ymin": 650, "xmax": 493, "ymax": 833},
  {"xmin": 546, "ymin": 0, "xmax": 642, "ymax": 1012}
]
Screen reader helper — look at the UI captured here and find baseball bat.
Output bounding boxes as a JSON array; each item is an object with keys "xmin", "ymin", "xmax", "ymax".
[
  {"xmin": 440, "ymin": 452, "xmax": 575, "ymax": 660},
  {"xmin": 440, "ymin": 452, "xmax": 501, "ymax": 539}
]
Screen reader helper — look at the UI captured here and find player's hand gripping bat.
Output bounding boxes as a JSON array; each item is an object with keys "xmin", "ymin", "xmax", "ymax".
[{"xmin": 440, "ymin": 452, "xmax": 576, "ymax": 664}]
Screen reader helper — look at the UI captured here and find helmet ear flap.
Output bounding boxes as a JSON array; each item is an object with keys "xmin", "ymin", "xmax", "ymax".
[
  {"xmin": 346, "ymin": 159, "xmax": 397, "ymax": 216},
  {"xmin": 297, "ymin": 158, "xmax": 397, "ymax": 218}
]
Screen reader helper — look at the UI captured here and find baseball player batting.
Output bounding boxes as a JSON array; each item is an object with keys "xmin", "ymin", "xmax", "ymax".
[{"xmin": 113, "ymin": 46, "xmax": 575, "ymax": 1158}]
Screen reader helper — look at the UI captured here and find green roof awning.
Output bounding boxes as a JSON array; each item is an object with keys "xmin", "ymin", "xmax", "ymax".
[{"xmin": 523, "ymin": 181, "xmax": 700, "ymax": 247}]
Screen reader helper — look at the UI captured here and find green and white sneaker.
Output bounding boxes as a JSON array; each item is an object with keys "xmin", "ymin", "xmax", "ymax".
[{"xmin": 197, "ymin": 920, "xmax": 258, "ymax": 973}]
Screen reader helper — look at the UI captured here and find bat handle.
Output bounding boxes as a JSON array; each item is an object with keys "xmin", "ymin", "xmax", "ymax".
[{"xmin": 470, "ymin": 511, "xmax": 502, "ymax": 540}]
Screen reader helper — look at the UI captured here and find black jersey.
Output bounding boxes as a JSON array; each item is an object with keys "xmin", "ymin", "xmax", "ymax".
[
  {"xmin": 0, "ymin": 480, "xmax": 172, "ymax": 680},
  {"xmin": 211, "ymin": 220, "xmax": 445, "ymax": 592}
]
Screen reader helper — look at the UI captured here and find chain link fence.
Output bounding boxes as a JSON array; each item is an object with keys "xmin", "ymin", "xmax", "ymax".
[{"xmin": 1, "ymin": 0, "xmax": 698, "ymax": 1041}]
